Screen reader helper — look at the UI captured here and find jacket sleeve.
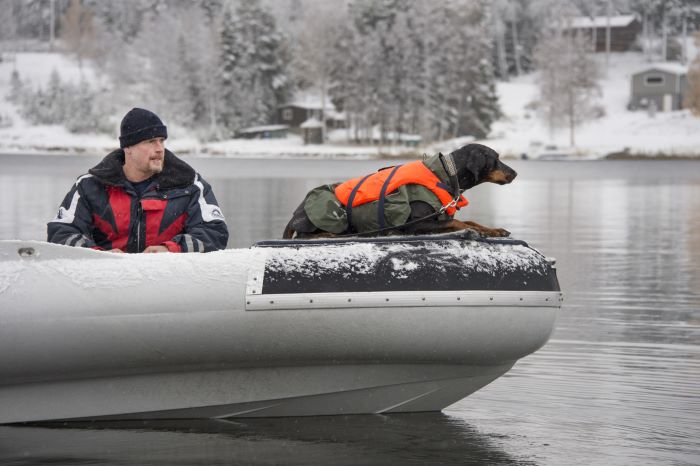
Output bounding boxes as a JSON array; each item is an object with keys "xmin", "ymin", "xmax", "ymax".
[
  {"xmin": 166, "ymin": 174, "xmax": 229, "ymax": 252},
  {"xmin": 46, "ymin": 175, "xmax": 99, "ymax": 248}
]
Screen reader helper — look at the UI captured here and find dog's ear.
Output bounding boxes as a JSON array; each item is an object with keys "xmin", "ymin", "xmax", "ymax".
[{"xmin": 451, "ymin": 144, "xmax": 500, "ymax": 189}]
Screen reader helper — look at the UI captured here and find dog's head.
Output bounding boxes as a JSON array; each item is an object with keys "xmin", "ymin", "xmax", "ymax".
[{"xmin": 449, "ymin": 144, "xmax": 517, "ymax": 190}]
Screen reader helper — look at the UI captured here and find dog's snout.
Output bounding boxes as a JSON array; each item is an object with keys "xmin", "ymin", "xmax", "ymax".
[{"xmin": 488, "ymin": 162, "xmax": 517, "ymax": 185}]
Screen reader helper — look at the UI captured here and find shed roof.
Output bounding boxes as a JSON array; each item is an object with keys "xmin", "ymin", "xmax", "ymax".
[
  {"xmin": 281, "ymin": 91, "xmax": 336, "ymax": 111},
  {"xmin": 300, "ymin": 117, "xmax": 323, "ymax": 128},
  {"xmin": 633, "ymin": 63, "xmax": 687, "ymax": 76},
  {"xmin": 570, "ymin": 15, "xmax": 636, "ymax": 29},
  {"xmin": 238, "ymin": 124, "xmax": 289, "ymax": 134}
]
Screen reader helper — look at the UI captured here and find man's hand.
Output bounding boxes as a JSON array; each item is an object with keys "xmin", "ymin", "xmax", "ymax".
[
  {"xmin": 143, "ymin": 245, "xmax": 170, "ymax": 253},
  {"xmin": 109, "ymin": 248, "xmax": 125, "ymax": 253}
]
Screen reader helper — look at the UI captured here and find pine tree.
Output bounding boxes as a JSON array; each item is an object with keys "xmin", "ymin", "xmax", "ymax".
[
  {"xmin": 8, "ymin": 70, "xmax": 25, "ymax": 104},
  {"xmin": 683, "ymin": 32, "xmax": 700, "ymax": 115},
  {"xmin": 386, "ymin": 8, "xmax": 427, "ymax": 139},
  {"xmin": 0, "ymin": 0, "xmax": 18, "ymax": 40},
  {"xmin": 10, "ymin": 0, "xmax": 48, "ymax": 40},
  {"xmin": 463, "ymin": 6, "xmax": 501, "ymax": 138},
  {"xmin": 64, "ymin": 79, "xmax": 111, "ymax": 133},
  {"xmin": 197, "ymin": 0, "xmax": 225, "ymax": 24},
  {"xmin": 285, "ymin": 0, "xmax": 347, "ymax": 139},
  {"xmin": 331, "ymin": 0, "xmax": 498, "ymax": 143},
  {"xmin": 492, "ymin": 0, "xmax": 511, "ymax": 80},
  {"xmin": 45, "ymin": 68, "xmax": 66, "ymax": 124},
  {"xmin": 218, "ymin": 5, "xmax": 244, "ymax": 133},
  {"xmin": 328, "ymin": 20, "xmax": 369, "ymax": 141},
  {"xmin": 424, "ymin": 1, "xmax": 500, "ymax": 140},
  {"xmin": 112, "ymin": 3, "xmax": 219, "ymax": 132},
  {"xmin": 175, "ymin": 34, "xmax": 204, "ymax": 127},
  {"xmin": 14, "ymin": 68, "xmax": 112, "ymax": 133},
  {"xmin": 331, "ymin": 0, "xmax": 420, "ymax": 143},
  {"xmin": 218, "ymin": 0, "xmax": 290, "ymax": 136},
  {"xmin": 85, "ymin": 0, "xmax": 154, "ymax": 43}
]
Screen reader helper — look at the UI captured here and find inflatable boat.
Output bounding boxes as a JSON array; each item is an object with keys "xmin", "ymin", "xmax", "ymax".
[{"xmin": 0, "ymin": 231, "xmax": 561, "ymax": 423}]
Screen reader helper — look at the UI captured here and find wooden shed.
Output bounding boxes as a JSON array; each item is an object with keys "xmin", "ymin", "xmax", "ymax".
[
  {"xmin": 567, "ymin": 15, "xmax": 641, "ymax": 52},
  {"xmin": 629, "ymin": 64, "xmax": 688, "ymax": 112},
  {"xmin": 300, "ymin": 117, "xmax": 323, "ymax": 145},
  {"xmin": 277, "ymin": 92, "xmax": 346, "ymax": 131}
]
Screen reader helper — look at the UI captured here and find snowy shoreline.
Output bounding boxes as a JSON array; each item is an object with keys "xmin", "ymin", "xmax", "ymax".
[
  {"xmin": 2, "ymin": 51, "xmax": 700, "ymax": 161},
  {"xmin": 1, "ymin": 139, "xmax": 699, "ymax": 160}
]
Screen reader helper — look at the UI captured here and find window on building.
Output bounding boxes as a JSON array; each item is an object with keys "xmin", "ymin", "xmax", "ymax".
[
  {"xmin": 282, "ymin": 109, "xmax": 293, "ymax": 121},
  {"xmin": 645, "ymin": 75, "xmax": 664, "ymax": 86}
]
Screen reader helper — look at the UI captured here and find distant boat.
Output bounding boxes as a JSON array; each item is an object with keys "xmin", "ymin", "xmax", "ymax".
[
  {"xmin": 0, "ymin": 231, "xmax": 561, "ymax": 423},
  {"xmin": 536, "ymin": 152, "xmax": 578, "ymax": 161}
]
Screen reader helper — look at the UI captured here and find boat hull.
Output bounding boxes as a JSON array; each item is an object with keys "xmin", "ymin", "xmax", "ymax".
[
  {"xmin": 3, "ymin": 363, "xmax": 518, "ymax": 421},
  {"xmin": 0, "ymin": 234, "xmax": 560, "ymax": 423}
]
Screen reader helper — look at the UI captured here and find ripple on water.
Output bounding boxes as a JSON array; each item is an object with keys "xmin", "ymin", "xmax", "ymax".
[{"xmin": 449, "ymin": 337, "xmax": 700, "ymax": 465}]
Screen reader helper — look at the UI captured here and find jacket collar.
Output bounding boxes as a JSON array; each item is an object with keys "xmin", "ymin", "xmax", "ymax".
[
  {"xmin": 89, "ymin": 149, "xmax": 195, "ymax": 189},
  {"xmin": 423, "ymin": 153, "xmax": 450, "ymax": 185}
]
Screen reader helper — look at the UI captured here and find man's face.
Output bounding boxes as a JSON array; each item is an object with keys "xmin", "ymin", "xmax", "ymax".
[{"xmin": 125, "ymin": 137, "xmax": 165, "ymax": 178}]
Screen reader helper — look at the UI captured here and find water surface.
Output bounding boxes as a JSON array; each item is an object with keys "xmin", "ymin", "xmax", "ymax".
[{"xmin": 0, "ymin": 154, "xmax": 699, "ymax": 465}]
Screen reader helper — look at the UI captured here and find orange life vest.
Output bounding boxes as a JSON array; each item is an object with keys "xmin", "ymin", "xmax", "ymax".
[{"xmin": 334, "ymin": 161, "xmax": 468, "ymax": 230}]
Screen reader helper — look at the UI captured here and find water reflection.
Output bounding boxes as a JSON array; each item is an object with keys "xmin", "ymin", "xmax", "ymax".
[
  {"xmin": 458, "ymin": 338, "xmax": 700, "ymax": 465},
  {"xmin": 0, "ymin": 413, "xmax": 523, "ymax": 466}
]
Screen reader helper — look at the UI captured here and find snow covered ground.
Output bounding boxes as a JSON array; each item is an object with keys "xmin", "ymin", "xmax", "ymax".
[
  {"xmin": 489, "ymin": 52, "xmax": 700, "ymax": 159},
  {"xmin": 1, "ymin": 50, "xmax": 699, "ymax": 159}
]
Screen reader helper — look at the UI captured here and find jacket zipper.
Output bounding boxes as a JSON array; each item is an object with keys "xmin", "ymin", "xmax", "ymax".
[{"xmin": 135, "ymin": 201, "xmax": 143, "ymax": 252}]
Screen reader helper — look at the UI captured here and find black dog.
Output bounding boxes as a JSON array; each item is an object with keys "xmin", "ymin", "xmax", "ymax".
[{"xmin": 283, "ymin": 143, "xmax": 517, "ymax": 239}]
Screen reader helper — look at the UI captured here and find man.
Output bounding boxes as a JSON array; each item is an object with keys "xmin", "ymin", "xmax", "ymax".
[{"xmin": 47, "ymin": 108, "xmax": 228, "ymax": 253}]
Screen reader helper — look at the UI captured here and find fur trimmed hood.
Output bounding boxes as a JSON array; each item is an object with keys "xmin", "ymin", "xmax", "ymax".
[{"xmin": 88, "ymin": 149, "xmax": 195, "ymax": 189}]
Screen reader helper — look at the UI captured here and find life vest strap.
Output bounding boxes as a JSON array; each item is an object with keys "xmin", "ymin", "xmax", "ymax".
[
  {"xmin": 436, "ymin": 182, "xmax": 459, "ymax": 205},
  {"xmin": 377, "ymin": 165, "xmax": 402, "ymax": 230},
  {"xmin": 346, "ymin": 173, "xmax": 372, "ymax": 232}
]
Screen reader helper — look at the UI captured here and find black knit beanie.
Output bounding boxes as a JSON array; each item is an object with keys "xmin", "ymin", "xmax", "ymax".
[{"xmin": 119, "ymin": 108, "xmax": 168, "ymax": 148}]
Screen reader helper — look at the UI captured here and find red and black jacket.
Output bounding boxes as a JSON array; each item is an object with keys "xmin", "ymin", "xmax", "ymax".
[{"xmin": 47, "ymin": 149, "xmax": 229, "ymax": 253}]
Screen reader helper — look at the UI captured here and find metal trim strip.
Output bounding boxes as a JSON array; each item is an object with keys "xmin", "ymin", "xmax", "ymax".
[{"xmin": 245, "ymin": 290, "xmax": 563, "ymax": 311}]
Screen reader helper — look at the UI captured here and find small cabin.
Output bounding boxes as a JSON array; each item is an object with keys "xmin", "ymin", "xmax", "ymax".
[
  {"xmin": 567, "ymin": 15, "xmax": 641, "ymax": 52},
  {"xmin": 629, "ymin": 64, "xmax": 688, "ymax": 112},
  {"xmin": 277, "ymin": 93, "xmax": 346, "ymax": 131}
]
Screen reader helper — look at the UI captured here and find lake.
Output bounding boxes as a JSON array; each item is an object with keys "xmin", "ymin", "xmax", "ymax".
[{"xmin": 0, "ymin": 153, "xmax": 699, "ymax": 465}]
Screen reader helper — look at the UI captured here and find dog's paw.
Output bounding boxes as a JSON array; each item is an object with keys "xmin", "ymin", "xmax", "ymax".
[{"xmin": 490, "ymin": 228, "xmax": 511, "ymax": 237}]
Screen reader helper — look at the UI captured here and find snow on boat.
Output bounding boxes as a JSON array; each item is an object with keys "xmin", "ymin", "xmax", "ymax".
[{"xmin": 0, "ymin": 231, "xmax": 561, "ymax": 423}]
